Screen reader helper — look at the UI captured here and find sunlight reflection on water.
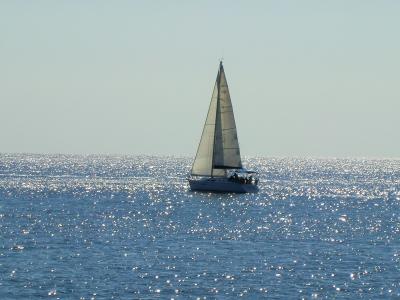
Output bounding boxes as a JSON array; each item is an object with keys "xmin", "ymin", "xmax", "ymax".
[{"xmin": 0, "ymin": 154, "xmax": 399, "ymax": 298}]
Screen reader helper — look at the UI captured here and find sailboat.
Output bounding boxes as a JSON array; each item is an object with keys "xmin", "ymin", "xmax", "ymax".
[{"xmin": 188, "ymin": 62, "xmax": 259, "ymax": 193}]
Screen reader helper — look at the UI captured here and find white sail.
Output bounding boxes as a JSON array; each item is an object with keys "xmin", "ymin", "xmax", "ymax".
[
  {"xmin": 190, "ymin": 79, "xmax": 219, "ymax": 176},
  {"xmin": 212, "ymin": 64, "xmax": 242, "ymax": 173},
  {"xmin": 191, "ymin": 62, "xmax": 242, "ymax": 177}
]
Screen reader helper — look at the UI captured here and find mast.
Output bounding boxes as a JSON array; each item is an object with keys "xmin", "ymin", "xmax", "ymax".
[{"xmin": 211, "ymin": 61, "xmax": 222, "ymax": 178}]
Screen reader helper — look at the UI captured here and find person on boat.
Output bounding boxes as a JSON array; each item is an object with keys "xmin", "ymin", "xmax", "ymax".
[{"xmin": 233, "ymin": 172, "xmax": 239, "ymax": 182}]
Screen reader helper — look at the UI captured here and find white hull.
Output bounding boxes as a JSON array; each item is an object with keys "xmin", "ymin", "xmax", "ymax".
[{"xmin": 188, "ymin": 177, "xmax": 258, "ymax": 193}]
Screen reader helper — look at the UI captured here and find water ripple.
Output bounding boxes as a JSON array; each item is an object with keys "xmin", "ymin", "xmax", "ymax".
[{"xmin": 0, "ymin": 154, "xmax": 399, "ymax": 298}]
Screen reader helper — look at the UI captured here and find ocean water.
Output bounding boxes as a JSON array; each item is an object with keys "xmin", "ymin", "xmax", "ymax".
[{"xmin": 0, "ymin": 154, "xmax": 399, "ymax": 299}]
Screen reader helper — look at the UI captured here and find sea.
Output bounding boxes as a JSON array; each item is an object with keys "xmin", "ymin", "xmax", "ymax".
[{"xmin": 0, "ymin": 154, "xmax": 399, "ymax": 299}]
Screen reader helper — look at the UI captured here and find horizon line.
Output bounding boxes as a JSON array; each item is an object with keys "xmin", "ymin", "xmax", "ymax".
[{"xmin": 0, "ymin": 152, "xmax": 399, "ymax": 160}]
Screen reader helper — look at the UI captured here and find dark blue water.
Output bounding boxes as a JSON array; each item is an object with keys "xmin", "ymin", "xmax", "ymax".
[{"xmin": 0, "ymin": 154, "xmax": 399, "ymax": 299}]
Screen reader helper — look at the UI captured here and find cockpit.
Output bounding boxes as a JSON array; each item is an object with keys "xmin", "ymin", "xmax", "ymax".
[{"xmin": 227, "ymin": 169, "xmax": 259, "ymax": 185}]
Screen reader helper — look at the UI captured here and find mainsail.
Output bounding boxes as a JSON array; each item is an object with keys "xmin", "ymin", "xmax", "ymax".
[{"xmin": 191, "ymin": 62, "xmax": 242, "ymax": 177}]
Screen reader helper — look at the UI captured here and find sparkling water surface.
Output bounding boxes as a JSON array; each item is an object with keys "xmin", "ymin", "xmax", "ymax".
[{"xmin": 0, "ymin": 154, "xmax": 399, "ymax": 299}]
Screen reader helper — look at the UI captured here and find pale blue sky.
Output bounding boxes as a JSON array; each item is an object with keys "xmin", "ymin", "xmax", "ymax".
[{"xmin": 1, "ymin": 1, "xmax": 399, "ymax": 157}]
